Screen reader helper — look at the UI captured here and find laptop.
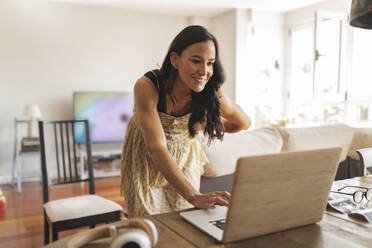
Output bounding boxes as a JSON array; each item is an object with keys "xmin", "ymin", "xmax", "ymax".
[{"xmin": 180, "ymin": 147, "xmax": 342, "ymax": 243}]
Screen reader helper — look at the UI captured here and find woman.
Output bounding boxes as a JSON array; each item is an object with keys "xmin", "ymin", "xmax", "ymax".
[{"xmin": 121, "ymin": 25, "xmax": 251, "ymax": 217}]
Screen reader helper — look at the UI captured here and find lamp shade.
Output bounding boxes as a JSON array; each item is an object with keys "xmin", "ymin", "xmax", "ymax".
[
  {"xmin": 350, "ymin": 0, "xmax": 372, "ymax": 29},
  {"xmin": 23, "ymin": 104, "xmax": 42, "ymax": 119}
]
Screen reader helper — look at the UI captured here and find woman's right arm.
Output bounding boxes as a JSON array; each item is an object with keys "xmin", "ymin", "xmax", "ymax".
[{"xmin": 133, "ymin": 77, "xmax": 230, "ymax": 209}]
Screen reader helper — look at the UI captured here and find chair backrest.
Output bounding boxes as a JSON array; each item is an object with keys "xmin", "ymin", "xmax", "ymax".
[{"xmin": 38, "ymin": 120, "xmax": 95, "ymax": 203}]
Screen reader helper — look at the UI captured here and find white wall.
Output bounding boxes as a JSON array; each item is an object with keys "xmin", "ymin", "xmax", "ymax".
[
  {"xmin": 187, "ymin": 16, "xmax": 212, "ymax": 30},
  {"xmin": 285, "ymin": 0, "xmax": 349, "ymax": 27},
  {"xmin": 0, "ymin": 0, "xmax": 189, "ymax": 183},
  {"xmin": 234, "ymin": 9, "xmax": 251, "ymax": 116},
  {"xmin": 210, "ymin": 10, "xmax": 238, "ymax": 100}
]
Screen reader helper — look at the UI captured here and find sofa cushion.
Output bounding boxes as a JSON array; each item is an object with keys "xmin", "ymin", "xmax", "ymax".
[
  {"xmin": 197, "ymin": 128, "xmax": 283, "ymax": 177},
  {"xmin": 348, "ymin": 128, "xmax": 372, "ymax": 160},
  {"xmin": 278, "ymin": 124, "xmax": 354, "ymax": 162}
]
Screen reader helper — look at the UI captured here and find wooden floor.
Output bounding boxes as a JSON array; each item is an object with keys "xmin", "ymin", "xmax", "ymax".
[{"xmin": 0, "ymin": 176, "xmax": 123, "ymax": 248}]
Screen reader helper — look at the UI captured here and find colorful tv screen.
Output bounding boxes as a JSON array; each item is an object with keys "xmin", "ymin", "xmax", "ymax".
[{"xmin": 73, "ymin": 91, "xmax": 134, "ymax": 144}]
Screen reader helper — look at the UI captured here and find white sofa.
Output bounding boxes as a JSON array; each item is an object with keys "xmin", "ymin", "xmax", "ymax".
[{"xmin": 198, "ymin": 124, "xmax": 370, "ymax": 193}]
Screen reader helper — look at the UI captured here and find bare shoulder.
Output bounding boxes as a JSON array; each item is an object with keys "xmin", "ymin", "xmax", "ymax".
[
  {"xmin": 134, "ymin": 76, "xmax": 157, "ymax": 92},
  {"xmin": 134, "ymin": 75, "xmax": 159, "ymax": 108}
]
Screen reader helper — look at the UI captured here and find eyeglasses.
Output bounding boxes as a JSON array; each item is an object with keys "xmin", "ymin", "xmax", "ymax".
[{"xmin": 331, "ymin": 185, "xmax": 372, "ymax": 203}]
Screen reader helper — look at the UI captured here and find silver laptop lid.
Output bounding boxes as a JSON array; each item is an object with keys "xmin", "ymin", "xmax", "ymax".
[{"xmin": 223, "ymin": 147, "xmax": 341, "ymax": 243}]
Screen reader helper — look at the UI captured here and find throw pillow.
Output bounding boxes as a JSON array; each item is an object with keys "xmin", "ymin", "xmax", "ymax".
[
  {"xmin": 197, "ymin": 128, "xmax": 283, "ymax": 177},
  {"xmin": 278, "ymin": 124, "xmax": 354, "ymax": 162}
]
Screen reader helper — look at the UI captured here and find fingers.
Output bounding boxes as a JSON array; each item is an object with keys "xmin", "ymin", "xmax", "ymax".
[
  {"xmin": 216, "ymin": 191, "xmax": 231, "ymax": 200},
  {"xmin": 190, "ymin": 191, "xmax": 231, "ymax": 209},
  {"xmin": 206, "ymin": 191, "xmax": 230, "ymax": 208},
  {"xmin": 213, "ymin": 195, "xmax": 229, "ymax": 207}
]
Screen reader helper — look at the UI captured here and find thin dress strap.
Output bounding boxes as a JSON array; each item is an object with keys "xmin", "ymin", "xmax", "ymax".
[
  {"xmin": 150, "ymin": 70, "xmax": 160, "ymax": 89},
  {"xmin": 144, "ymin": 70, "xmax": 166, "ymax": 112}
]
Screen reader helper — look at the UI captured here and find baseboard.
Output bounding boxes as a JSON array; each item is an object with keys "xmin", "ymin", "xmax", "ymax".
[{"xmin": 0, "ymin": 175, "xmax": 41, "ymax": 185}]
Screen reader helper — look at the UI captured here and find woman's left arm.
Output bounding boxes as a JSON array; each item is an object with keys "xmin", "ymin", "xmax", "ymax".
[{"xmin": 219, "ymin": 90, "xmax": 251, "ymax": 133}]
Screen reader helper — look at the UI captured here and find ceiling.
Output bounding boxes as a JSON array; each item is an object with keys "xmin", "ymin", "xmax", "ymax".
[{"xmin": 48, "ymin": 0, "xmax": 330, "ymax": 17}]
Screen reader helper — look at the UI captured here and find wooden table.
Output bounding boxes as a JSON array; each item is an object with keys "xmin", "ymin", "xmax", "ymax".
[{"xmin": 45, "ymin": 177, "xmax": 372, "ymax": 248}]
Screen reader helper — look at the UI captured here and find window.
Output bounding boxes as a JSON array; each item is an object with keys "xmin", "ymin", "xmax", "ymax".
[
  {"xmin": 244, "ymin": 10, "xmax": 372, "ymax": 128},
  {"xmin": 313, "ymin": 11, "xmax": 345, "ymax": 101},
  {"xmin": 348, "ymin": 28, "xmax": 372, "ymax": 126},
  {"xmin": 287, "ymin": 11, "xmax": 347, "ymax": 126}
]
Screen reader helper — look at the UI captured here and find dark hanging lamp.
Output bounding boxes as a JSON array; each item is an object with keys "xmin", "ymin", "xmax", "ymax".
[{"xmin": 350, "ymin": 0, "xmax": 372, "ymax": 29}]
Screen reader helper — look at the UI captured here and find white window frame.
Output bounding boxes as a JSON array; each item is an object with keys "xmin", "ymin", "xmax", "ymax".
[{"xmin": 285, "ymin": 10, "xmax": 350, "ymax": 126}]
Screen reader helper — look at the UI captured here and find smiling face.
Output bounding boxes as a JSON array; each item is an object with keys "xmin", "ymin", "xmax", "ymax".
[{"xmin": 170, "ymin": 40, "xmax": 216, "ymax": 93}]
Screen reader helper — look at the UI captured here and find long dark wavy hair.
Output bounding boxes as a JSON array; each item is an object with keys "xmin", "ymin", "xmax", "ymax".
[{"xmin": 159, "ymin": 25, "xmax": 225, "ymax": 143}]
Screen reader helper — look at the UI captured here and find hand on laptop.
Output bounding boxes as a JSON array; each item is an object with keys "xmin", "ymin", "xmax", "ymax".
[{"xmin": 190, "ymin": 191, "xmax": 230, "ymax": 209}]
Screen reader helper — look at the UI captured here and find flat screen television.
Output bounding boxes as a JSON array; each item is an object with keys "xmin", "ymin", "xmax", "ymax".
[{"xmin": 73, "ymin": 91, "xmax": 134, "ymax": 144}]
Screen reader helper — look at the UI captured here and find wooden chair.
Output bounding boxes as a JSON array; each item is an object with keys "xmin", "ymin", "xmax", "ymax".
[{"xmin": 38, "ymin": 120, "xmax": 123, "ymax": 244}]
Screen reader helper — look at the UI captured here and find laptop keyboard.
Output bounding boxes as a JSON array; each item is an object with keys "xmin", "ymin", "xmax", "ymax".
[{"xmin": 209, "ymin": 218, "xmax": 226, "ymax": 230}]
